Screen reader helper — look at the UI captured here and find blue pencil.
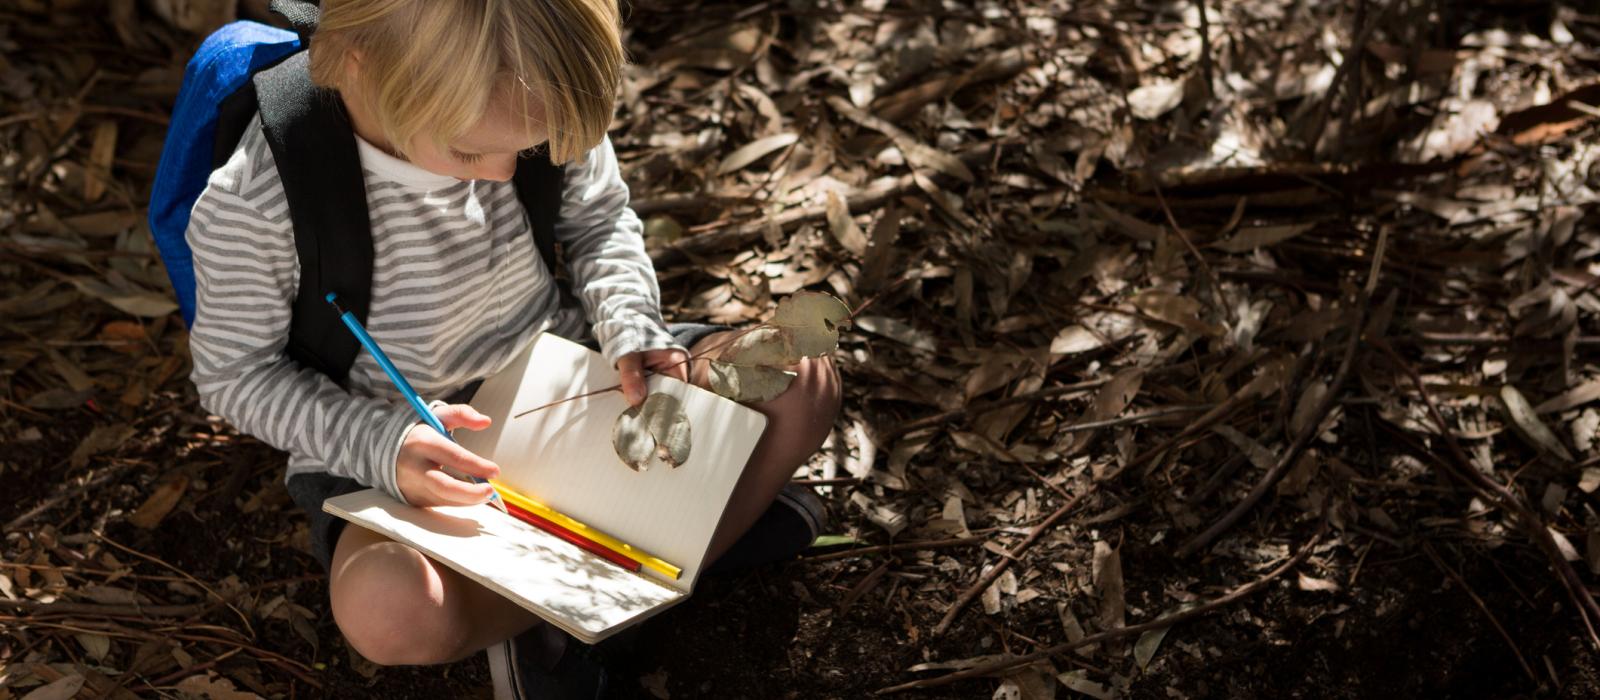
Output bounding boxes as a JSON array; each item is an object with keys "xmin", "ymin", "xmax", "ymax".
[{"xmin": 326, "ymin": 293, "xmax": 507, "ymax": 513}]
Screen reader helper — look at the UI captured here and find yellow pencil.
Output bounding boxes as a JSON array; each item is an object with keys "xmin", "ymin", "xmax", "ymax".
[{"xmin": 490, "ymin": 481, "xmax": 682, "ymax": 580}]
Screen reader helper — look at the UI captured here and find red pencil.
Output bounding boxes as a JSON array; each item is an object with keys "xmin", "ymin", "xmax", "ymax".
[{"xmin": 502, "ymin": 500, "xmax": 641, "ymax": 573}]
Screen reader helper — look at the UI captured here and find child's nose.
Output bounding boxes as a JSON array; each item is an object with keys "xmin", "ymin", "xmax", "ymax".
[{"xmin": 474, "ymin": 154, "xmax": 517, "ymax": 182}]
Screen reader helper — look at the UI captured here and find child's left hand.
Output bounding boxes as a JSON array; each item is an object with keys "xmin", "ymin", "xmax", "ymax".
[{"xmin": 617, "ymin": 348, "xmax": 689, "ymax": 406}]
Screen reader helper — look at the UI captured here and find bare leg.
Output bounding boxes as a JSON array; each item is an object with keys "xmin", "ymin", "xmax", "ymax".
[
  {"xmin": 686, "ymin": 330, "xmax": 842, "ymax": 561},
  {"xmin": 329, "ymin": 524, "xmax": 540, "ymax": 665}
]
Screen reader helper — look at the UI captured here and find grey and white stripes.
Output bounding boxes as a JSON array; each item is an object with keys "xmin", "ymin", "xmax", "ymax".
[{"xmin": 187, "ymin": 115, "xmax": 678, "ymax": 502}]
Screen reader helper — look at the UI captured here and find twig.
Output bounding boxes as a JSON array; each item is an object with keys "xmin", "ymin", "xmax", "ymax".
[
  {"xmin": 141, "ymin": 648, "xmax": 243, "ymax": 690},
  {"xmin": 1421, "ymin": 542, "xmax": 1539, "ymax": 685},
  {"xmin": 1397, "ymin": 333, "xmax": 1600, "ymax": 348},
  {"xmin": 878, "ymin": 526, "xmax": 1324, "ymax": 694},
  {"xmin": 1304, "ymin": 0, "xmax": 1404, "ymax": 153},
  {"xmin": 511, "ymin": 326, "xmax": 757, "ymax": 419},
  {"xmin": 1195, "ymin": 0, "xmax": 1214, "ymax": 98},
  {"xmin": 931, "ymin": 487, "xmax": 1094, "ymax": 637},
  {"xmin": 804, "ymin": 536, "xmax": 984, "ymax": 563},
  {"xmin": 885, "ymin": 377, "xmax": 1111, "ymax": 439},
  {"xmin": 791, "ymin": 477, "xmax": 862, "ymax": 487},
  {"xmin": 97, "ymin": 534, "xmax": 254, "ymax": 636},
  {"xmin": 4, "ymin": 461, "xmax": 135, "ymax": 532},
  {"xmin": 1148, "ymin": 169, "xmax": 1229, "ymax": 325},
  {"xmin": 0, "ymin": 599, "xmax": 208, "ymax": 617},
  {"xmin": 1109, "ymin": 387, "xmax": 1255, "ymax": 481},
  {"xmin": 1177, "ymin": 225, "xmax": 1386, "ymax": 556}
]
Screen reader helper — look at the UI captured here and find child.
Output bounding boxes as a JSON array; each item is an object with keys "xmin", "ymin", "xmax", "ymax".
[{"xmin": 184, "ymin": 0, "xmax": 840, "ymax": 695}]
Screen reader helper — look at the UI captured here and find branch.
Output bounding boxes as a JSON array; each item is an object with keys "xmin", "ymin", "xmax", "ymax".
[{"xmin": 804, "ymin": 536, "xmax": 984, "ymax": 563}]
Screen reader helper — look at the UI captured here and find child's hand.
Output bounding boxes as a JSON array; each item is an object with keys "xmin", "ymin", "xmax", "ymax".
[
  {"xmin": 395, "ymin": 404, "xmax": 502, "ymax": 507},
  {"xmin": 616, "ymin": 348, "xmax": 690, "ymax": 406}
]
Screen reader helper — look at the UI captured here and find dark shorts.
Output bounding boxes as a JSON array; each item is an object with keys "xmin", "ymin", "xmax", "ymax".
[{"xmin": 287, "ymin": 322, "xmax": 730, "ymax": 571}]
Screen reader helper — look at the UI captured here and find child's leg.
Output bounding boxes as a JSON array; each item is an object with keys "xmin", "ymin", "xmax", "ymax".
[
  {"xmin": 329, "ymin": 524, "xmax": 541, "ymax": 665},
  {"xmin": 686, "ymin": 330, "xmax": 842, "ymax": 561}
]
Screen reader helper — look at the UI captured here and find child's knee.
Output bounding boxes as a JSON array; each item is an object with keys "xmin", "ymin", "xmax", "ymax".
[
  {"xmin": 758, "ymin": 355, "xmax": 840, "ymax": 442},
  {"xmin": 329, "ymin": 537, "xmax": 467, "ymax": 665}
]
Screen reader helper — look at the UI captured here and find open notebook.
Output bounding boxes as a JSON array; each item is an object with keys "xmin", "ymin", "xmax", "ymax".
[{"xmin": 323, "ymin": 333, "xmax": 767, "ymax": 643}]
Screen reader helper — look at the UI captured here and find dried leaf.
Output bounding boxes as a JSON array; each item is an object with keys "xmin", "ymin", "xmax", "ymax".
[
  {"xmin": 1580, "ymin": 467, "xmax": 1600, "ymax": 494},
  {"xmin": 1091, "ymin": 541, "xmax": 1124, "ymax": 631},
  {"xmin": 1535, "ymin": 379, "xmax": 1600, "ymax": 414},
  {"xmin": 1210, "ymin": 223, "xmax": 1314, "ymax": 253},
  {"xmin": 1061, "ymin": 368, "xmax": 1144, "ymax": 457},
  {"xmin": 854, "ymin": 315, "xmax": 935, "ymax": 352},
  {"xmin": 129, "ymin": 474, "xmax": 190, "ymax": 529},
  {"xmin": 707, "ymin": 360, "xmax": 795, "ymax": 403},
  {"xmin": 1409, "ymin": 98, "xmax": 1498, "ymax": 162},
  {"xmin": 67, "ymin": 276, "xmax": 177, "ymax": 318},
  {"xmin": 613, "ymin": 404, "xmax": 658, "ymax": 472},
  {"xmin": 85, "ymin": 120, "xmax": 118, "ymax": 202},
  {"xmin": 20, "ymin": 675, "xmax": 85, "ymax": 700},
  {"xmin": 97, "ymin": 320, "xmax": 148, "ymax": 355},
  {"xmin": 850, "ymin": 491, "xmax": 908, "ymax": 536},
  {"xmin": 1133, "ymin": 625, "xmax": 1170, "ymax": 671},
  {"xmin": 858, "ymin": 206, "xmax": 902, "ymax": 292},
  {"xmin": 1212, "ymin": 424, "xmax": 1275, "ymax": 471},
  {"xmin": 724, "ymin": 326, "xmax": 796, "ymax": 366},
  {"xmin": 1090, "ymin": 200, "xmax": 1164, "ymax": 242},
  {"xmin": 1056, "ymin": 670, "xmax": 1114, "ymax": 700},
  {"xmin": 1128, "ymin": 80, "xmax": 1184, "ymax": 120},
  {"xmin": 614, "ymin": 393, "xmax": 692, "ymax": 471},
  {"xmin": 79, "ymin": 584, "xmax": 150, "ymax": 605},
  {"xmin": 825, "ymin": 190, "xmax": 870, "ymax": 256},
  {"xmin": 1050, "ymin": 326, "xmax": 1102, "ymax": 355},
  {"xmin": 1291, "ymin": 379, "xmax": 1330, "ymax": 437},
  {"xmin": 68, "ymin": 423, "xmax": 135, "ymax": 470},
  {"xmin": 964, "ymin": 352, "xmax": 1028, "ymax": 402},
  {"xmin": 1297, "ymin": 573, "xmax": 1341, "ymax": 592},
  {"xmin": 715, "ymin": 132, "xmax": 797, "ymax": 175},
  {"xmin": 175, "ymin": 673, "xmax": 264, "ymax": 700},
  {"xmin": 75, "ymin": 633, "xmax": 111, "ymax": 662},
  {"xmin": 1133, "ymin": 290, "xmax": 1221, "ymax": 336},
  {"xmin": 1500, "ymin": 385, "xmax": 1575, "ymax": 462},
  {"xmin": 769, "ymin": 291, "xmax": 851, "ymax": 358},
  {"xmin": 826, "ymin": 96, "xmax": 974, "ymax": 182},
  {"xmin": 643, "ymin": 394, "xmax": 692, "ymax": 467}
]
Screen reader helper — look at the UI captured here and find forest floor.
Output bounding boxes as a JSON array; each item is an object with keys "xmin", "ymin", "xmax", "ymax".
[{"xmin": 5, "ymin": 1, "xmax": 1600, "ymax": 698}]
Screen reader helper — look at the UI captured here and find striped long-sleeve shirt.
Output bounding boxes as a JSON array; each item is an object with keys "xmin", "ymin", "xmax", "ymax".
[{"xmin": 186, "ymin": 115, "xmax": 678, "ymax": 502}]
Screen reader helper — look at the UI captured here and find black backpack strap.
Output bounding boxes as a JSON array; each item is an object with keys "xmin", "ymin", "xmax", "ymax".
[
  {"xmin": 253, "ymin": 52, "xmax": 373, "ymax": 387},
  {"xmin": 268, "ymin": 0, "xmax": 320, "ymax": 44},
  {"xmin": 512, "ymin": 153, "xmax": 576, "ymax": 306}
]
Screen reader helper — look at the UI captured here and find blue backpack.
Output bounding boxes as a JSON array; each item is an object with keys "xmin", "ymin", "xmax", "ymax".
[{"xmin": 147, "ymin": 1, "xmax": 566, "ymax": 386}]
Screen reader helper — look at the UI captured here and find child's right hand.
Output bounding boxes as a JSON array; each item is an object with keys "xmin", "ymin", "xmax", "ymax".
[{"xmin": 395, "ymin": 404, "xmax": 502, "ymax": 507}]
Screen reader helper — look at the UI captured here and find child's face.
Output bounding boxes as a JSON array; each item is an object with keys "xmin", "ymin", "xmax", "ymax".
[{"xmin": 406, "ymin": 95, "xmax": 548, "ymax": 183}]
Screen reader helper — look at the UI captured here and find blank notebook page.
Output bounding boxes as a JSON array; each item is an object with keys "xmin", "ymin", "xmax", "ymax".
[
  {"xmin": 458, "ymin": 333, "xmax": 768, "ymax": 589},
  {"xmin": 323, "ymin": 489, "xmax": 682, "ymax": 642}
]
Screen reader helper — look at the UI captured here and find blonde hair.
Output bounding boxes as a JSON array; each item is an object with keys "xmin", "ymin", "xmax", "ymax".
[{"xmin": 308, "ymin": 0, "xmax": 623, "ymax": 164}]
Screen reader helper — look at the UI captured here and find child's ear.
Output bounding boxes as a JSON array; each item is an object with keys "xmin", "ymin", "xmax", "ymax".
[{"xmin": 343, "ymin": 48, "xmax": 364, "ymax": 83}]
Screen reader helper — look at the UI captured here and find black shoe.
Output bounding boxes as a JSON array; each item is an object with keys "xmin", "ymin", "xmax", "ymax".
[
  {"xmin": 489, "ymin": 624, "xmax": 641, "ymax": 699},
  {"xmin": 705, "ymin": 484, "xmax": 827, "ymax": 575}
]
